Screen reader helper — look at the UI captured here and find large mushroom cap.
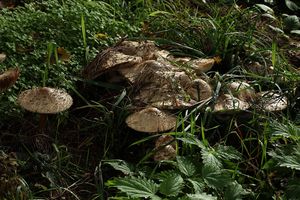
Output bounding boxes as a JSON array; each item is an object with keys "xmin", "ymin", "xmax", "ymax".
[
  {"xmin": 18, "ymin": 87, "xmax": 73, "ymax": 114},
  {"xmin": 125, "ymin": 107, "xmax": 177, "ymax": 133},
  {"xmin": 214, "ymin": 94, "xmax": 250, "ymax": 113},
  {"xmin": 255, "ymin": 91, "xmax": 288, "ymax": 112},
  {"xmin": 0, "ymin": 68, "xmax": 20, "ymax": 92},
  {"xmin": 227, "ymin": 81, "xmax": 256, "ymax": 102}
]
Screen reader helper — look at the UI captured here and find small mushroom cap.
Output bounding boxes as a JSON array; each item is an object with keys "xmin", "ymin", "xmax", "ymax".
[
  {"xmin": 18, "ymin": 87, "xmax": 73, "ymax": 114},
  {"xmin": 227, "ymin": 81, "xmax": 256, "ymax": 102},
  {"xmin": 126, "ymin": 107, "xmax": 177, "ymax": 133},
  {"xmin": 186, "ymin": 78, "xmax": 213, "ymax": 102},
  {"xmin": 189, "ymin": 58, "xmax": 215, "ymax": 74},
  {"xmin": 0, "ymin": 53, "xmax": 6, "ymax": 63},
  {"xmin": 255, "ymin": 91, "xmax": 288, "ymax": 112},
  {"xmin": 214, "ymin": 94, "xmax": 250, "ymax": 113},
  {"xmin": 0, "ymin": 68, "xmax": 20, "ymax": 92}
]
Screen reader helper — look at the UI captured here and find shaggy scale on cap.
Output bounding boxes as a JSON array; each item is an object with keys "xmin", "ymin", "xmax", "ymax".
[{"xmin": 18, "ymin": 87, "xmax": 73, "ymax": 114}]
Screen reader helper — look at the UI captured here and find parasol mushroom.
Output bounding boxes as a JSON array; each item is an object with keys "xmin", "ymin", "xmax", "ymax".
[
  {"xmin": 0, "ymin": 68, "xmax": 20, "ymax": 92},
  {"xmin": 255, "ymin": 91, "xmax": 288, "ymax": 112},
  {"xmin": 227, "ymin": 81, "xmax": 256, "ymax": 102},
  {"xmin": 0, "ymin": 53, "xmax": 6, "ymax": 63},
  {"xmin": 153, "ymin": 135, "xmax": 177, "ymax": 161},
  {"xmin": 125, "ymin": 107, "xmax": 177, "ymax": 133},
  {"xmin": 18, "ymin": 87, "xmax": 73, "ymax": 132},
  {"xmin": 213, "ymin": 94, "xmax": 250, "ymax": 113}
]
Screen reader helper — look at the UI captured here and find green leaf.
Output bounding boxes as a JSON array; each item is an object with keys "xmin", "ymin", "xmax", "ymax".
[
  {"xmin": 291, "ymin": 30, "xmax": 300, "ymax": 35},
  {"xmin": 159, "ymin": 173, "xmax": 184, "ymax": 197},
  {"xmin": 107, "ymin": 176, "xmax": 160, "ymax": 199},
  {"xmin": 104, "ymin": 159, "xmax": 135, "ymax": 175},
  {"xmin": 224, "ymin": 181, "xmax": 248, "ymax": 200},
  {"xmin": 201, "ymin": 148, "xmax": 223, "ymax": 170},
  {"xmin": 255, "ymin": 4, "xmax": 274, "ymax": 14},
  {"xmin": 283, "ymin": 15, "xmax": 300, "ymax": 31},
  {"xmin": 268, "ymin": 144, "xmax": 300, "ymax": 171},
  {"xmin": 186, "ymin": 193, "xmax": 217, "ymax": 200},
  {"xmin": 187, "ymin": 178, "xmax": 205, "ymax": 194},
  {"xmin": 215, "ymin": 145, "xmax": 242, "ymax": 161},
  {"xmin": 176, "ymin": 156, "xmax": 197, "ymax": 177},
  {"xmin": 202, "ymin": 165, "xmax": 232, "ymax": 189},
  {"xmin": 286, "ymin": 179, "xmax": 300, "ymax": 199},
  {"xmin": 177, "ymin": 136, "xmax": 205, "ymax": 149},
  {"xmin": 285, "ymin": 0, "xmax": 299, "ymax": 11}
]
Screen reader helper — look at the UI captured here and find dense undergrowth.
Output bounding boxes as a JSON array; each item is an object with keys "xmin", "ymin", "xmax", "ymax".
[{"xmin": 0, "ymin": 0, "xmax": 300, "ymax": 199}]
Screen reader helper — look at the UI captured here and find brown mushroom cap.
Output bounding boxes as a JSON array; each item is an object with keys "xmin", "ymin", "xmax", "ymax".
[
  {"xmin": 227, "ymin": 81, "xmax": 256, "ymax": 102},
  {"xmin": 0, "ymin": 53, "xmax": 6, "ymax": 63},
  {"xmin": 0, "ymin": 68, "xmax": 20, "ymax": 92},
  {"xmin": 125, "ymin": 107, "xmax": 177, "ymax": 133},
  {"xmin": 189, "ymin": 58, "xmax": 215, "ymax": 74},
  {"xmin": 186, "ymin": 78, "xmax": 213, "ymax": 102},
  {"xmin": 214, "ymin": 94, "xmax": 250, "ymax": 113},
  {"xmin": 18, "ymin": 87, "xmax": 73, "ymax": 114},
  {"xmin": 255, "ymin": 91, "xmax": 288, "ymax": 112}
]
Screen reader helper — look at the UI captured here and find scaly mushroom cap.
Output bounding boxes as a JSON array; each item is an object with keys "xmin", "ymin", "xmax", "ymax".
[
  {"xmin": 18, "ymin": 87, "xmax": 73, "ymax": 114},
  {"xmin": 186, "ymin": 78, "xmax": 213, "ymax": 102},
  {"xmin": 0, "ymin": 68, "xmax": 20, "ymax": 92},
  {"xmin": 227, "ymin": 81, "xmax": 256, "ymax": 102},
  {"xmin": 126, "ymin": 107, "xmax": 177, "ymax": 133},
  {"xmin": 255, "ymin": 91, "xmax": 288, "ymax": 112},
  {"xmin": 214, "ymin": 94, "xmax": 250, "ymax": 113}
]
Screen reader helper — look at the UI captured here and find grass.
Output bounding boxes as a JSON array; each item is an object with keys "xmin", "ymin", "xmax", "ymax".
[{"xmin": 0, "ymin": 0, "xmax": 300, "ymax": 199}]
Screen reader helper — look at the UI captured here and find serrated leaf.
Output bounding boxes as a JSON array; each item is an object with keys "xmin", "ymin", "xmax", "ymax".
[
  {"xmin": 201, "ymin": 148, "xmax": 223, "ymax": 170},
  {"xmin": 224, "ymin": 181, "xmax": 248, "ymax": 200},
  {"xmin": 186, "ymin": 193, "xmax": 217, "ymax": 200},
  {"xmin": 216, "ymin": 145, "xmax": 242, "ymax": 161},
  {"xmin": 155, "ymin": 170, "xmax": 178, "ymax": 181},
  {"xmin": 104, "ymin": 159, "xmax": 134, "ymax": 175},
  {"xmin": 107, "ymin": 176, "xmax": 160, "ymax": 199},
  {"xmin": 284, "ymin": 15, "xmax": 300, "ymax": 31},
  {"xmin": 176, "ymin": 156, "xmax": 197, "ymax": 177},
  {"xmin": 268, "ymin": 144, "xmax": 300, "ymax": 171},
  {"xmin": 159, "ymin": 173, "xmax": 184, "ymax": 196},
  {"xmin": 177, "ymin": 136, "xmax": 205, "ymax": 149},
  {"xmin": 202, "ymin": 165, "xmax": 232, "ymax": 189},
  {"xmin": 187, "ymin": 178, "xmax": 205, "ymax": 194}
]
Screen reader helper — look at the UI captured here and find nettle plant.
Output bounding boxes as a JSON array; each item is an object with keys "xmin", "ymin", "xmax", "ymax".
[{"xmin": 104, "ymin": 134, "xmax": 249, "ymax": 200}]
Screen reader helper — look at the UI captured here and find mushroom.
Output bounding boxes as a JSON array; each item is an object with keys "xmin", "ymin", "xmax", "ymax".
[
  {"xmin": 255, "ymin": 91, "xmax": 288, "ymax": 112},
  {"xmin": 188, "ymin": 58, "xmax": 215, "ymax": 74},
  {"xmin": 153, "ymin": 135, "xmax": 177, "ymax": 161},
  {"xmin": 0, "ymin": 53, "xmax": 6, "ymax": 63},
  {"xmin": 227, "ymin": 81, "xmax": 256, "ymax": 102},
  {"xmin": 0, "ymin": 68, "xmax": 20, "ymax": 92},
  {"xmin": 18, "ymin": 87, "xmax": 73, "ymax": 132},
  {"xmin": 125, "ymin": 107, "xmax": 177, "ymax": 133},
  {"xmin": 213, "ymin": 94, "xmax": 250, "ymax": 113},
  {"xmin": 186, "ymin": 78, "xmax": 213, "ymax": 102}
]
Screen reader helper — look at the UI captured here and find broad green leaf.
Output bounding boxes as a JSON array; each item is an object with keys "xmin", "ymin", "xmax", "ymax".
[
  {"xmin": 186, "ymin": 193, "xmax": 217, "ymax": 200},
  {"xmin": 285, "ymin": 0, "xmax": 299, "ymax": 11},
  {"xmin": 283, "ymin": 15, "xmax": 300, "ymax": 31},
  {"xmin": 187, "ymin": 178, "xmax": 205, "ymax": 194},
  {"xmin": 159, "ymin": 173, "xmax": 184, "ymax": 196},
  {"xmin": 107, "ymin": 176, "xmax": 160, "ymax": 199},
  {"xmin": 201, "ymin": 148, "xmax": 222, "ymax": 170},
  {"xmin": 268, "ymin": 144, "xmax": 300, "ymax": 171},
  {"xmin": 104, "ymin": 159, "xmax": 134, "ymax": 175},
  {"xmin": 224, "ymin": 181, "xmax": 247, "ymax": 200},
  {"xmin": 202, "ymin": 165, "xmax": 232, "ymax": 189},
  {"xmin": 177, "ymin": 136, "xmax": 205, "ymax": 149},
  {"xmin": 155, "ymin": 170, "xmax": 178, "ymax": 181},
  {"xmin": 216, "ymin": 145, "xmax": 242, "ymax": 161},
  {"xmin": 176, "ymin": 156, "xmax": 197, "ymax": 177}
]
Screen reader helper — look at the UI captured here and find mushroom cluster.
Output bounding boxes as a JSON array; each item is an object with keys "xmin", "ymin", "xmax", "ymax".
[{"xmin": 83, "ymin": 40, "xmax": 288, "ymax": 160}]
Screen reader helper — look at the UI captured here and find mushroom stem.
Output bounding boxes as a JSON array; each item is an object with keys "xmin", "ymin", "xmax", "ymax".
[{"xmin": 39, "ymin": 114, "xmax": 48, "ymax": 133}]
